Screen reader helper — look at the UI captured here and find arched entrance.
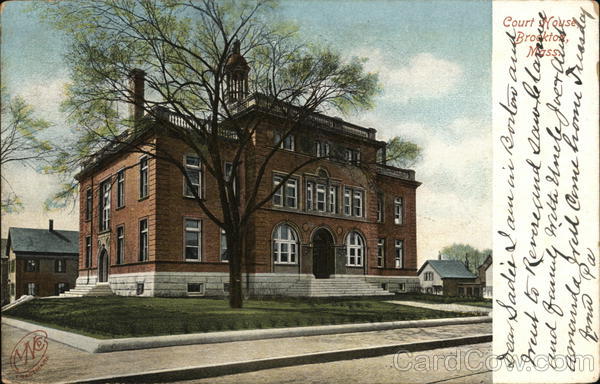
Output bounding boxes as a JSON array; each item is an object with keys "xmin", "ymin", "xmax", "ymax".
[
  {"xmin": 98, "ymin": 248, "xmax": 109, "ymax": 283},
  {"xmin": 312, "ymin": 228, "xmax": 334, "ymax": 279}
]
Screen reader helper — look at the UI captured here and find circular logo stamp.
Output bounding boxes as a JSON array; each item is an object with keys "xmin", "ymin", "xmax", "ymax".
[{"xmin": 10, "ymin": 330, "xmax": 49, "ymax": 377}]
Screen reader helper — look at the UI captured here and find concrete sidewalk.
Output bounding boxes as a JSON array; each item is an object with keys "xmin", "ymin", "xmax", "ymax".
[
  {"xmin": 387, "ymin": 301, "xmax": 492, "ymax": 315},
  {"xmin": 2, "ymin": 315, "xmax": 490, "ymax": 353},
  {"xmin": 1, "ymin": 321, "xmax": 491, "ymax": 383}
]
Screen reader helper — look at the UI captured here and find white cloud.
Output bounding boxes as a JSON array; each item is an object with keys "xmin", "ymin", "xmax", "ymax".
[
  {"xmin": 15, "ymin": 76, "xmax": 69, "ymax": 124},
  {"xmin": 352, "ymin": 49, "xmax": 463, "ymax": 103}
]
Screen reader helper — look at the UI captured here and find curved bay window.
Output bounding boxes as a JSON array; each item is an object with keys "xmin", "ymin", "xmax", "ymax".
[
  {"xmin": 346, "ymin": 231, "xmax": 365, "ymax": 267},
  {"xmin": 273, "ymin": 224, "xmax": 299, "ymax": 264}
]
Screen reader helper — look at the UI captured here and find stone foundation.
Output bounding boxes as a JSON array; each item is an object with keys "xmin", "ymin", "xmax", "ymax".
[{"xmin": 76, "ymin": 272, "xmax": 421, "ymax": 297}]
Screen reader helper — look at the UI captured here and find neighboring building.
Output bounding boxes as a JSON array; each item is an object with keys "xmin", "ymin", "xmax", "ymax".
[
  {"xmin": 1, "ymin": 238, "xmax": 8, "ymax": 306},
  {"xmin": 5, "ymin": 221, "xmax": 79, "ymax": 302},
  {"xmin": 418, "ymin": 259, "xmax": 478, "ymax": 296},
  {"xmin": 74, "ymin": 45, "xmax": 421, "ymax": 297},
  {"xmin": 477, "ymin": 254, "xmax": 492, "ymax": 298}
]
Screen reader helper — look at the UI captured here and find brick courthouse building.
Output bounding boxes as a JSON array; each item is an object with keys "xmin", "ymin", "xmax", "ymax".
[{"xmin": 73, "ymin": 47, "xmax": 421, "ymax": 297}]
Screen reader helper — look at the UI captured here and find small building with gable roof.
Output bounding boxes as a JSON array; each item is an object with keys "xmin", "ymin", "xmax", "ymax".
[
  {"xmin": 5, "ymin": 220, "xmax": 79, "ymax": 302},
  {"xmin": 417, "ymin": 259, "xmax": 478, "ymax": 296}
]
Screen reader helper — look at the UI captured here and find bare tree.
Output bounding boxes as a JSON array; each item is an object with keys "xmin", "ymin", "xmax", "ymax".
[
  {"xmin": 1, "ymin": 88, "xmax": 52, "ymax": 212},
  {"xmin": 41, "ymin": 0, "xmax": 382, "ymax": 308}
]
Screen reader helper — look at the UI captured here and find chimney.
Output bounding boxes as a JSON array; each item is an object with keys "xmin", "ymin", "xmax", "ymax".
[
  {"xmin": 438, "ymin": 252, "xmax": 442, "ymax": 260},
  {"xmin": 129, "ymin": 68, "xmax": 146, "ymax": 125},
  {"xmin": 49, "ymin": 219, "xmax": 54, "ymax": 232},
  {"xmin": 464, "ymin": 253, "xmax": 470, "ymax": 270}
]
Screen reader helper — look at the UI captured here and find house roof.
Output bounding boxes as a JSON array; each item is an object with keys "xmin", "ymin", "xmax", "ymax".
[
  {"xmin": 418, "ymin": 259, "xmax": 477, "ymax": 279},
  {"xmin": 7, "ymin": 228, "xmax": 79, "ymax": 255}
]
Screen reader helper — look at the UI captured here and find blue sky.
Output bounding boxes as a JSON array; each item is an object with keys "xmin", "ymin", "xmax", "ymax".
[{"xmin": 1, "ymin": 0, "xmax": 492, "ymax": 263}]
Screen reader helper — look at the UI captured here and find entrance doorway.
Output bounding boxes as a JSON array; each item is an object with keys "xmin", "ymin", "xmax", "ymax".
[
  {"xmin": 98, "ymin": 248, "xmax": 109, "ymax": 283},
  {"xmin": 312, "ymin": 228, "xmax": 334, "ymax": 278}
]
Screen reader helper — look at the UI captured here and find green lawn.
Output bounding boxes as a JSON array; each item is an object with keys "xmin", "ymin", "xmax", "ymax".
[
  {"xmin": 393, "ymin": 293, "xmax": 493, "ymax": 308},
  {"xmin": 3, "ymin": 296, "xmax": 472, "ymax": 339}
]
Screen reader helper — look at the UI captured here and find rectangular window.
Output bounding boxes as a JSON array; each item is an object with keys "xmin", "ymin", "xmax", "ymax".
[
  {"xmin": 55, "ymin": 259, "xmax": 67, "ymax": 273},
  {"xmin": 184, "ymin": 155, "xmax": 202, "ymax": 198},
  {"xmin": 25, "ymin": 260, "xmax": 39, "ymax": 272},
  {"xmin": 220, "ymin": 229, "xmax": 228, "ymax": 262},
  {"xmin": 323, "ymin": 142, "xmax": 330, "ymax": 157},
  {"xmin": 116, "ymin": 226, "xmax": 125, "ymax": 264},
  {"xmin": 377, "ymin": 239, "xmax": 385, "ymax": 268},
  {"xmin": 56, "ymin": 282, "xmax": 69, "ymax": 295},
  {"xmin": 394, "ymin": 197, "xmax": 403, "ymax": 225},
  {"xmin": 285, "ymin": 178, "xmax": 298, "ymax": 208},
  {"xmin": 85, "ymin": 236, "xmax": 92, "ymax": 268},
  {"xmin": 316, "ymin": 184, "xmax": 326, "ymax": 212},
  {"xmin": 395, "ymin": 240, "xmax": 404, "ymax": 269},
  {"xmin": 329, "ymin": 186, "xmax": 338, "ymax": 213},
  {"xmin": 315, "ymin": 141, "xmax": 321, "ymax": 156},
  {"xmin": 282, "ymin": 135, "xmax": 294, "ymax": 151},
  {"xmin": 139, "ymin": 219, "xmax": 148, "ymax": 261},
  {"xmin": 136, "ymin": 283, "xmax": 144, "ymax": 295},
  {"xmin": 273, "ymin": 175, "xmax": 283, "ymax": 206},
  {"xmin": 99, "ymin": 179, "xmax": 111, "ymax": 232},
  {"xmin": 26, "ymin": 283, "xmax": 37, "ymax": 296},
  {"xmin": 345, "ymin": 148, "xmax": 352, "ymax": 162},
  {"xmin": 117, "ymin": 169, "xmax": 125, "ymax": 208},
  {"xmin": 184, "ymin": 219, "xmax": 201, "ymax": 261},
  {"xmin": 85, "ymin": 188, "xmax": 92, "ymax": 220},
  {"xmin": 224, "ymin": 162, "xmax": 236, "ymax": 195},
  {"xmin": 306, "ymin": 181, "xmax": 314, "ymax": 210},
  {"xmin": 343, "ymin": 187, "xmax": 351, "ymax": 216},
  {"xmin": 377, "ymin": 194, "xmax": 384, "ymax": 223},
  {"xmin": 187, "ymin": 283, "xmax": 204, "ymax": 295},
  {"xmin": 273, "ymin": 175, "xmax": 298, "ymax": 209},
  {"xmin": 353, "ymin": 190, "xmax": 363, "ymax": 217},
  {"xmin": 352, "ymin": 150, "xmax": 361, "ymax": 164},
  {"xmin": 140, "ymin": 156, "xmax": 148, "ymax": 198}
]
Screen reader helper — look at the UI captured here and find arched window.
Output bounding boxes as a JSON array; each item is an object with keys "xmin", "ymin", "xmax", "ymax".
[
  {"xmin": 346, "ymin": 231, "xmax": 364, "ymax": 266},
  {"xmin": 273, "ymin": 224, "xmax": 299, "ymax": 264}
]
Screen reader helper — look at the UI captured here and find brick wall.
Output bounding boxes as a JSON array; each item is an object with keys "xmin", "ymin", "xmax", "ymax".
[{"xmin": 77, "ymin": 112, "xmax": 419, "ymax": 281}]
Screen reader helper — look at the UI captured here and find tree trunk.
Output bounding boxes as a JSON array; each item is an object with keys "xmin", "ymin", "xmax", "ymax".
[{"xmin": 228, "ymin": 232, "xmax": 244, "ymax": 308}]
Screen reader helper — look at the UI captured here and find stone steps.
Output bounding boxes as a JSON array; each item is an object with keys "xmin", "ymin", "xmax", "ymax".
[
  {"xmin": 288, "ymin": 278, "xmax": 393, "ymax": 297},
  {"xmin": 59, "ymin": 283, "xmax": 114, "ymax": 298}
]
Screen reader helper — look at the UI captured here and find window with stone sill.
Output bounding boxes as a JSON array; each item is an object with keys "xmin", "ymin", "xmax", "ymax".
[
  {"xmin": 377, "ymin": 238, "xmax": 385, "ymax": 268},
  {"xmin": 394, "ymin": 197, "xmax": 404, "ymax": 225},
  {"xmin": 395, "ymin": 239, "xmax": 404, "ymax": 269},
  {"xmin": 220, "ymin": 229, "xmax": 228, "ymax": 262},
  {"xmin": 272, "ymin": 223, "xmax": 299, "ymax": 264},
  {"xmin": 305, "ymin": 174, "xmax": 338, "ymax": 215},
  {"xmin": 184, "ymin": 155, "xmax": 202, "ymax": 198},
  {"xmin": 184, "ymin": 219, "xmax": 201, "ymax": 261},
  {"xmin": 139, "ymin": 156, "xmax": 149, "ymax": 198},
  {"xmin": 99, "ymin": 178, "xmax": 111, "ymax": 232},
  {"xmin": 272, "ymin": 175, "xmax": 298, "ymax": 209},
  {"xmin": 139, "ymin": 219, "xmax": 149, "ymax": 262},
  {"xmin": 274, "ymin": 132, "xmax": 295, "ymax": 151},
  {"xmin": 346, "ymin": 231, "xmax": 365, "ymax": 267},
  {"xmin": 343, "ymin": 187, "xmax": 364, "ymax": 218}
]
